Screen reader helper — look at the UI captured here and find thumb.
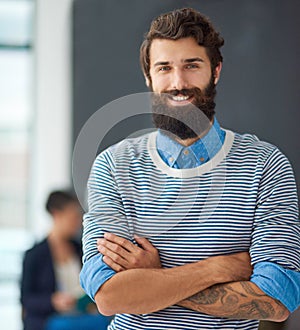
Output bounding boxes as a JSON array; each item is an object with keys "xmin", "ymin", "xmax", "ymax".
[{"xmin": 134, "ymin": 235, "xmax": 155, "ymax": 251}]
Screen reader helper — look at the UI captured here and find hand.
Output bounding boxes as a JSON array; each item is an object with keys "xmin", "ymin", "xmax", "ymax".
[
  {"xmin": 210, "ymin": 252, "xmax": 253, "ymax": 283},
  {"xmin": 51, "ymin": 292, "xmax": 76, "ymax": 312},
  {"xmin": 97, "ymin": 232, "xmax": 162, "ymax": 272}
]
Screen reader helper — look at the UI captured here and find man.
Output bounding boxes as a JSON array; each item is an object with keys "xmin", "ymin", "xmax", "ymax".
[{"xmin": 80, "ymin": 8, "xmax": 300, "ymax": 329}]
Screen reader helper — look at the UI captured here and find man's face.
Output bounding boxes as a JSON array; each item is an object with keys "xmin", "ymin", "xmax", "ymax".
[
  {"xmin": 149, "ymin": 37, "xmax": 217, "ymax": 98},
  {"xmin": 148, "ymin": 37, "xmax": 222, "ymax": 139}
]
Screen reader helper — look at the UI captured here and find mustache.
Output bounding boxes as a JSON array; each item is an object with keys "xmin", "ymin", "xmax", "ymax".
[
  {"xmin": 158, "ymin": 87, "xmax": 216, "ymax": 106},
  {"xmin": 162, "ymin": 87, "xmax": 201, "ymax": 97}
]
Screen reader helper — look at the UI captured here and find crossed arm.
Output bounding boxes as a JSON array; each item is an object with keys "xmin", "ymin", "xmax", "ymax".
[
  {"xmin": 177, "ymin": 280, "xmax": 288, "ymax": 321},
  {"xmin": 94, "ymin": 233, "xmax": 289, "ymax": 321}
]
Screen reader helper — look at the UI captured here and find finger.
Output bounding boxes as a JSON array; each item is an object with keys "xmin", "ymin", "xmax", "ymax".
[
  {"xmin": 134, "ymin": 235, "xmax": 156, "ymax": 251},
  {"xmin": 98, "ymin": 244, "xmax": 129, "ymax": 268},
  {"xmin": 104, "ymin": 232, "xmax": 138, "ymax": 253},
  {"xmin": 97, "ymin": 239, "xmax": 132, "ymax": 260},
  {"xmin": 103, "ymin": 255, "xmax": 125, "ymax": 272}
]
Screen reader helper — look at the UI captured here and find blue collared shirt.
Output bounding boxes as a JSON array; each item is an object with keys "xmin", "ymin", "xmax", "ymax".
[{"xmin": 156, "ymin": 117, "xmax": 225, "ymax": 169}]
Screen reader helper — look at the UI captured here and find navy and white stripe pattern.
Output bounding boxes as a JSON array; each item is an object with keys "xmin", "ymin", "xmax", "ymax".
[{"xmin": 82, "ymin": 129, "xmax": 299, "ymax": 329}]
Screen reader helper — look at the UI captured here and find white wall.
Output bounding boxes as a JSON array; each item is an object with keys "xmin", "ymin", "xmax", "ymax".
[{"xmin": 30, "ymin": 0, "xmax": 73, "ymax": 238}]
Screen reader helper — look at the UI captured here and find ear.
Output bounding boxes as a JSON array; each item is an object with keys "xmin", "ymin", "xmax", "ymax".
[
  {"xmin": 213, "ymin": 62, "xmax": 222, "ymax": 85},
  {"xmin": 145, "ymin": 75, "xmax": 150, "ymax": 87},
  {"xmin": 51, "ymin": 209, "xmax": 61, "ymax": 222}
]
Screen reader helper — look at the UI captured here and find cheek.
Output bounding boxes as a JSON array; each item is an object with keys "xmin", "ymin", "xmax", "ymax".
[
  {"xmin": 201, "ymin": 70, "xmax": 212, "ymax": 85},
  {"xmin": 62, "ymin": 219, "xmax": 80, "ymax": 236},
  {"xmin": 151, "ymin": 76, "xmax": 169, "ymax": 92},
  {"xmin": 195, "ymin": 71, "xmax": 212, "ymax": 87},
  {"xmin": 62, "ymin": 218, "xmax": 71, "ymax": 230}
]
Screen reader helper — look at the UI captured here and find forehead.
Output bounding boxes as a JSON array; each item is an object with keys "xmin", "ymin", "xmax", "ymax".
[
  {"xmin": 149, "ymin": 37, "xmax": 210, "ymax": 66},
  {"xmin": 63, "ymin": 201, "xmax": 81, "ymax": 212}
]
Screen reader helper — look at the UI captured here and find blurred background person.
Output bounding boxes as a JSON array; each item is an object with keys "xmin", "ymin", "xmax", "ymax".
[{"xmin": 20, "ymin": 190, "xmax": 113, "ymax": 330}]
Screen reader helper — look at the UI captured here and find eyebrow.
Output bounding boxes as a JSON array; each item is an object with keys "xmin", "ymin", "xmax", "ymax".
[
  {"xmin": 183, "ymin": 57, "xmax": 204, "ymax": 63},
  {"xmin": 153, "ymin": 61, "xmax": 170, "ymax": 67},
  {"xmin": 153, "ymin": 57, "xmax": 204, "ymax": 67}
]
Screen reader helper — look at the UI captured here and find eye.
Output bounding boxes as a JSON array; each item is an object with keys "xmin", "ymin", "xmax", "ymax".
[
  {"xmin": 185, "ymin": 63, "xmax": 199, "ymax": 69},
  {"xmin": 158, "ymin": 66, "xmax": 171, "ymax": 72}
]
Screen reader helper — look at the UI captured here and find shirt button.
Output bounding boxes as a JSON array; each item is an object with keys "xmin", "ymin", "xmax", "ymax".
[
  {"xmin": 169, "ymin": 157, "xmax": 174, "ymax": 162},
  {"xmin": 200, "ymin": 157, "xmax": 205, "ymax": 162},
  {"xmin": 183, "ymin": 149, "xmax": 189, "ymax": 155}
]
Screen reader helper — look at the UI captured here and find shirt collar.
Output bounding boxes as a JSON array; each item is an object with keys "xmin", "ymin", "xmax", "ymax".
[{"xmin": 156, "ymin": 117, "xmax": 225, "ymax": 167}]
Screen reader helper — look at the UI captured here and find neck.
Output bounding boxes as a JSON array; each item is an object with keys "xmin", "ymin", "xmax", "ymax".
[{"xmin": 48, "ymin": 228, "xmax": 67, "ymax": 243}]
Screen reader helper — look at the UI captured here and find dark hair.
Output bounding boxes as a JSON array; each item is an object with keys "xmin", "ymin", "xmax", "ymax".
[
  {"xmin": 45, "ymin": 190, "xmax": 78, "ymax": 215},
  {"xmin": 140, "ymin": 8, "xmax": 224, "ymax": 82}
]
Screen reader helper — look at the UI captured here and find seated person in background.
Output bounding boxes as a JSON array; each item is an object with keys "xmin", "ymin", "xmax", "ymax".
[{"xmin": 20, "ymin": 190, "xmax": 113, "ymax": 330}]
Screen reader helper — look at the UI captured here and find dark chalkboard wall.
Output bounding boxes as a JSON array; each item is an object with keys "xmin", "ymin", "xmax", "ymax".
[{"xmin": 72, "ymin": 0, "xmax": 300, "ymax": 198}]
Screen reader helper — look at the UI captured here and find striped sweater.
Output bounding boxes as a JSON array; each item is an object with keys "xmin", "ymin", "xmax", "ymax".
[{"xmin": 81, "ymin": 129, "xmax": 299, "ymax": 329}]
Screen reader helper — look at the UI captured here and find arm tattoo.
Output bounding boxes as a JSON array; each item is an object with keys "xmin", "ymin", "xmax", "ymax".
[
  {"xmin": 240, "ymin": 282, "xmax": 266, "ymax": 297},
  {"xmin": 178, "ymin": 281, "xmax": 288, "ymax": 321},
  {"xmin": 188, "ymin": 284, "xmax": 246, "ymax": 306},
  {"xmin": 188, "ymin": 286, "xmax": 227, "ymax": 305}
]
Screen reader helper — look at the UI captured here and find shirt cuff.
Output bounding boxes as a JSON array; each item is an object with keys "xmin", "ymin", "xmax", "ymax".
[
  {"xmin": 250, "ymin": 261, "xmax": 300, "ymax": 312},
  {"xmin": 80, "ymin": 254, "xmax": 116, "ymax": 301}
]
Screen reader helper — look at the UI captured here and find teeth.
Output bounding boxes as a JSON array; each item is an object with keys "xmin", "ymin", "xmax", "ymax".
[{"xmin": 172, "ymin": 95, "xmax": 189, "ymax": 101}]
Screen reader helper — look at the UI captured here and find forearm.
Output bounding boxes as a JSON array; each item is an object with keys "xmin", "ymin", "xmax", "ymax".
[
  {"xmin": 96, "ymin": 258, "xmax": 222, "ymax": 315},
  {"xmin": 177, "ymin": 281, "xmax": 289, "ymax": 322}
]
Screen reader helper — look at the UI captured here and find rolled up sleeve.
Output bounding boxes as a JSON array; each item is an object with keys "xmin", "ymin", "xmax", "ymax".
[
  {"xmin": 80, "ymin": 149, "xmax": 132, "ymax": 300},
  {"xmin": 80, "ymin": 254, "xmax": 116, "ymax": 301},
  {"xmin": 250, "ymin": 148, "xmax": 300, "ymax": 312},
  {"xmin": 251, "ymin": 262, "xmax": 300, "ymax": 312}
]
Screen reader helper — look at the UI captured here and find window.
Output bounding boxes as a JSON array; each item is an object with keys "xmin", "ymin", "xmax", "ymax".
[{"xmin": 0, "ymin": 1, "xmax": 34, "ymax": 329}]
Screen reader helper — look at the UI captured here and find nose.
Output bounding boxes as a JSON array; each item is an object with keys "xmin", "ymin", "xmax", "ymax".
[{"xmin": 171, "ymin": 68, "xmax": 188, "ymax": 91}]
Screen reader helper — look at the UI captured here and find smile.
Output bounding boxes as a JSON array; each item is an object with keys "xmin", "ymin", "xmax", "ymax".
[
  {"xmin": 167, "ymin": 94, "xmax": 194, "ymax": 106},
  {"xmin": 171, "ymin": 95, "xmax": 190, "ymax": 101}
]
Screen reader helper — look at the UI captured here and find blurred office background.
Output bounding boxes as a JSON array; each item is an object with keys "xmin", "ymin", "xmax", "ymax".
[
  {"xmin": 0, "ymin": 0, "xmax": 72, "ymax": 328},
  {"xmin": 0, "ymin": 1, "xmax": 34, "ymax": 329},
  {"xmin": 0, "ymin": 0, "xmax": 299, "ymax": 329}
]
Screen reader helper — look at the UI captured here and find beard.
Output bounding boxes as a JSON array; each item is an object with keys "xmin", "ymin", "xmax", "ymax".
[{"xmin": 151, "ymin": 76, "xmax": 217, "ymax": 140}]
